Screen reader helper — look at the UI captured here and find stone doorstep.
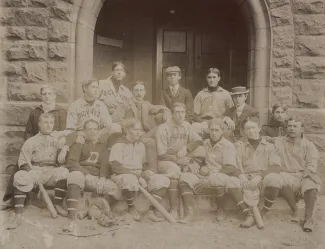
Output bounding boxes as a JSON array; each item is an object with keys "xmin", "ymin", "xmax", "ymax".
[{"xmin": 4, "ymin": 190, "xmax": 304, "ymax": 215}]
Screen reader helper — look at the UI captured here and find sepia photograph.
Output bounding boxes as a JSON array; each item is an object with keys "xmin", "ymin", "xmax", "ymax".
[{"xmin": 0, "ymin": 0, "xmax": 324, "ymax": 248}]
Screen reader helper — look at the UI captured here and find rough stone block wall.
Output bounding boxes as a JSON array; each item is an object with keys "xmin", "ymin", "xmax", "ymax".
[{"xmin": 0, "ymin": 0, "xmax": 77, "ymax": 190}]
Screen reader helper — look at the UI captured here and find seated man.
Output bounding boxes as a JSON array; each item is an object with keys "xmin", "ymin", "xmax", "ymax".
[
  {"xmin": 98, "ymin": 61, "xmax": 133, "ymax": 123},
  {"xmin": 25, "ymin": 85, "xmax": 67, "ymax": 140},
  {"xmin": 156, "ymin": 103, "xmax": 205, "ymax": 219},
  {"xmin": 192, "ymin": 68, "xmax": 233, "ymax": 137},
  {"xmin": 223, "ymin": 86, "xmax": 259, "ymax": 142},
  {"xmin": 159, "ymin": 66, "xmax": 195, "ymax": 122},
  {"xmin": 7, "ymin": 113, "xmax": 70, "ymax": 230},
  {"xmin": 260, "ymin": 103, "xmax": 288, "ymax": 137},
  {"xmin": 109, "ymin": 119, "xmax": 170, "ymax": 222},
  {"xmin": 58, "ymin": 79, "xmax": 120, "ymax": 163},
  {"xmin": 125, "ymin": 81, "xmax": 171, "ymax": 172},
  {"xmin": 270, "ymin": 118, "xmax": 321, "ymax": 232},
  {"xmin": 232, "ymin": 117, "xmax": 282, "ymax": 228},
  {"xmin": 179, "ymin": 118, "xmax": 255, "ymax": 226},
  {"xmin": 64, "ymin": 119, "xmax": 121, "ymax": 232}
]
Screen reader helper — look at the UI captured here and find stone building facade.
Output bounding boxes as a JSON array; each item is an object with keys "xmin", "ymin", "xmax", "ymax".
[{"xmin": 0, "ymin": 0, "xmax": 325, "ymax": 192}]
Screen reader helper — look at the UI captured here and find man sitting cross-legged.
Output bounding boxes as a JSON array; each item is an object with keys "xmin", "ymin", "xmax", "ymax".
[
  {"xmin": 179, "ymin": 118, "xmax": 255, "ymax": 226},
  {"xmin": 269, "ymin": 118, "xmax": 322, "ymax": 232},
  {"xmin": 7, "ymin": 113, "xmax": 70, "ymax": 230},
  {"xmin": 232, "ymin": 117, "xmax": 283, "ymax": 228},
  {"xmin": 124, "ymin": 81, "xmax": 171, "ymax": 172},
  {"xmin": 63, "ymin": 119, "xmax": 121, "ymax": 232},
  {"xmin": 109, "ymin": 118, "xmax": 170, "ymax": 222},
  {"xmin": 156, "ymin": 102, "xmax": 205, "ymax": 220}
]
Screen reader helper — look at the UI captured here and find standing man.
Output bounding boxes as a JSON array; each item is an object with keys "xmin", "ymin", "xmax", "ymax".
[
  {"xmin": 233, "ymin": 117, "xmax": 283, "ymax": 228},
  {"xmin": 261, "ymin": 103, "xmax": 288, "ymax": 137},
  {"xmin": 156, "ymin": 103, "xmax": 205, "ymax": 219},
  {"xmin": 160, "ymin": 66, "xmax": 194, "ymax": 122},
  {"xmin": 7, "ymin": 113, "xmax": 70, "ymax": 230},
  {"xmin": 270, "ymin": 118, "xmax": 321, "ymax": 232},
  {"xmin": 63, "ymin": 119, "xmax": 121, "ymax": 232},
  {"xmin": 25, "ymin": 85, "xmax": 67, "ymax": 140},
  {"xmin": 223, "ymin": 86, "xmax": 259, "ymax": 141},
  {"xmin": 110, "ymin": 119, "xmax": 170, "ymax": 222},
  {"xmin": 179, "ymin": 118, "xmax": 255, "ymax": 226},
  {"xmin": 98, "ymin": 62, "xmax": 133, "ymax": 123},
  {"xmin": 58, "ymin": 79, "xmax": 119, "ymax": 163}
]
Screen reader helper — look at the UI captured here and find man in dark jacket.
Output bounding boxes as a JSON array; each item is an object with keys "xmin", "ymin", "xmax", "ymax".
[
  {"xmin": 160, "ymin": 66, "xmax": 194, "ymax": 122},
  {"xmin": 260, "ymin": 103, "xmax": 288, "ymax": 137},
  {"xmin": 223, "ymin": 86, "xmax": 259, "ymax": 142}
]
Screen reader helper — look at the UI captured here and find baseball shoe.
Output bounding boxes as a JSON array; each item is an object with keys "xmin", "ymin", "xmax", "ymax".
[
  {"xmin": 148, "ymin": 210, "xmax": 164, "ymax": 222},
  {"xmin": 6, "ymin": 213, "xmax": 23, "ymax": 230},
  {"xmin": 216, "ymin": 208, "xmax": 226, "ymax": 221},
  {"xmin": 240, "ymin": 214, "xmax": 255, "ymax": 228}
]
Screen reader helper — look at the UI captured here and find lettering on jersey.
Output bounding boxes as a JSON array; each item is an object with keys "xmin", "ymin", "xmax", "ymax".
[
  {"xmin": 102, "ymin": 90, "xmax": 128, "ymax": 101},
  {"xmin": 167, "ymin": 133, "xmax": 189, "ymax": 144},
  {"xmin": 201, "ymin": 96, "xmax": 212, "ymax": 106},
  {"xmin": 76, "ymin": 107, "xmax": 101, "ymax": 120},
  {"xmin": 86, "ymin": 152, "xmax": 99, "ymax": 164}
]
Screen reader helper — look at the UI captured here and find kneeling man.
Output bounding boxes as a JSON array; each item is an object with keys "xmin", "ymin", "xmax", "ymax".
[
  {"xmin": 7, "ymin": 113, "xmax": 70, "ymax": 229},
  {"xmin": 64, "ymin": 119, "xmax": 121, "ymax": 231},
  {"xmin": 272, "ymin": 118, "xmax": 321, "ymax": 232}
]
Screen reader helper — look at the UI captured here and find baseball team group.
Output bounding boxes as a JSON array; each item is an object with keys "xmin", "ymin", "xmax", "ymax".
[{"xmin": 2, "ymin": 61, "xmax": 322, "ymax": 234}]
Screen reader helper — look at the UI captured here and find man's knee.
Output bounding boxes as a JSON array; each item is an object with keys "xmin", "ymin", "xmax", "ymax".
[
  {"xmin": 158, "ymin": 161, "xmax": 181, "ymax": 179},
  {"xmin": 263, "ymin": 173, "xmax": 282, "ymax": 189},
  {"xmin": 180, "ymin": 172, "xmax": 199, "ymax": 190},
  {"xmin": 148, "ymin": 174, "xmax": 170, "ymax": 192},
  {"xmin": 67, "ymin": 171, "xmax": 85, "ymax": 189},
  {"xmin": 301, "ymin": 178, "xmax": 320, "ymax": 195},
  {"xmin": 13, "ymin": 170, "xmax": 34, "ymax": 192},
  {"xmin": 55, "ymin": 167, "xmax": 69, "ymax": 181},
  {"xmin": 224, "ymin": 176, "xmax": 241, "ymax": 192},
  {"xmin": 120, "ymin": 174, "xmax": 139, "ymax": 191}
]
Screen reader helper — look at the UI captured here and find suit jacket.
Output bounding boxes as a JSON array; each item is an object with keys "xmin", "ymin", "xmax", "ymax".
[
  {"xmin": 125, "ymin": 100, "xmax": 170, "ymax": 132},
  {"xmin": 224, "ymin": 104, "xmax": 259, "ymax": 136},
  {"xmin": 159, "ymin": 86, "xmax": 194, "ymax": 121}
]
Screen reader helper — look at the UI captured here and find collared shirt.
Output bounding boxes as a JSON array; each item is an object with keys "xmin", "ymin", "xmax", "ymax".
[
  {"xmin": 274, "ymin": 135, "xmax": 319, "ymax": 173},
  {"xmin": 169, "ymin": 84, "xmax": 180, "ymax": 97},
  {"xmin": 236, "ymin": 103, "xmax": 246, "ymax": 117},
  {"xmin": 66, "ymin": 97, "xmax": 112, "ymax": 131},
  {"xmin": 18, "ymin": 132, "xmax": 63, "ymax": 167},
  {"xmin": 98, "ymin": 77, "xmax": 133, "ymax": 122},
  {"xmin": 236, "ymin": 137, "xmax": 281, "ymax": 174},
  {"xmin": 156, "ymin": 119, "xmax": 202, "ymax": 156},
  {"xmin": 194, "ymin": 87, "xmax": 234, "ymax": 117},
  {"xmin": 204, "ymin": 137, "xmax": 237, "ymax": 173},
  {"xmin": 109, "ymin": 139, "xmax": 146, "ymax": 170}
]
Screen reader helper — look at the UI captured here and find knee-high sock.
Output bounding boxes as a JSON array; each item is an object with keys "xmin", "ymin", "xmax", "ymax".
[
  {"xmin": 304, "ymin": 189, "xmax": 318, "ymax": 221},
  {"xmin": 180, "ymin": 183, "xmax": 194, "ymax": 212},
  {"xmin": 168, "ymin": 179, "xmax": 179, "ymax": 211},
  {"xmin": 53, "ymin": 180, "xmax": 67, "ymax": 205},
  {"xmin": 228, "ymin": 188, "xmax": 250, "ymax": 215},
  {"xmin": 263, "ymin": 187, "xmax": 280, "ymax": 212},
  {"xmin": 279, "ymin": 186, "xmax": 297, "ymax": 212},
  {"xmin": 13, "ymin": 188, "xmax": 27, "ymax": 214},
  {"xmin": 213, "ymin": 186, "xmax": 225, "ymax": 209},
  {"xmin": 67, "ymin": 184, "xmax": 81, "ymax": 219},
  {"xmin": 122, "ymin": 189, "xmax": 137, "ymax": 209}
]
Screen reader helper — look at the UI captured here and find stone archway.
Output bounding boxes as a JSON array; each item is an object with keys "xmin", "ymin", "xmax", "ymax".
[{"xmin": 74, "ymin": 0, "xmax": 276, "ymax": 123}]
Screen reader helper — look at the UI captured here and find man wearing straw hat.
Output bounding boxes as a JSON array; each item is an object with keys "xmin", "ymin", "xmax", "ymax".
[{"xmin": 223, "ymin": 86, "xmax": 259, "ymax": 142}]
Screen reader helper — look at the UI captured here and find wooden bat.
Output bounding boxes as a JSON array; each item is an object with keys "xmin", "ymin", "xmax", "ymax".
[
  {"xmin": 243, "ymin": 188, "xmax": 265, "ymax": 229},
  {"xmin": 21, "ymin": 150, "xmax": 58, "ymax": 219},
  {"xmin": 138, "ymin": 185, "xmax": 176, "ymax": 224}
]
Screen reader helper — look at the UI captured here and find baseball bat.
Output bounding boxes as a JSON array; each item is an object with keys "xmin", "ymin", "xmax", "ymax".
[
  {"xmin": 138, "ymin": 185, "xmax": 176, "ymax": 224},
  {"xmin": 21, "ymin": 150, "xmax": 58, "ymax": 219},
  {"xmin": 242, "ymin": 189, "xmax": 265, "ymax": 229},
  {"xmin": 252, "ymin": 206, "xmax": 265, "ymax": 229}
]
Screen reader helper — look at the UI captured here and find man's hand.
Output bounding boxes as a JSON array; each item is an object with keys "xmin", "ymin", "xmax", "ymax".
[
  {"xmin": 194, "ymin": 179, "xmax": 209, "ymax": 194},
  {"xmin": 58, "ymin": 145, "xmax": 69, "ymax": 164},
  {"xmin": 239, "ymin": 174, "xmax": 250, "ymax": 189},
  {"xmin": 177, "ymin": 157, "xmax": 191, "ymax": 166},
  {"xmin": 132, "ymin": 169, "xmax": 142, "ymax": 178},
  {"xmin": 248, "ymin": 175, "xmax": 262, "ymax": 190},
  {"xmin": 223, "ymin": 117, "xmax": 235, "ymax": 131},
  {"xmin": 139, "ymin": 177, "xmax": 147, "ymax": 188},
  {"xmin": 188, "ymin": 162, "xmax": 200, "ymax": 174},
  {"xmin": 177, "ymin": 146, "xmax": 188, "ymax": 159},
  {"xmin": 142, "ymin": 170, "xmax": 155, "ymax": 181},
  {"xmin": 76, "ymin": 134, "xmax": 85, "ymax": 144},
  {"xmin": 96, "ymin": 177, "xmax": 106, "ymax": 195}
]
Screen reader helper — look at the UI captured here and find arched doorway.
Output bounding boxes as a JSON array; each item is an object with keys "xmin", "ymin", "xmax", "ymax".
[{"xmin": 75, "ymin": 0, "xmax": 271, "ymax": 122}]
